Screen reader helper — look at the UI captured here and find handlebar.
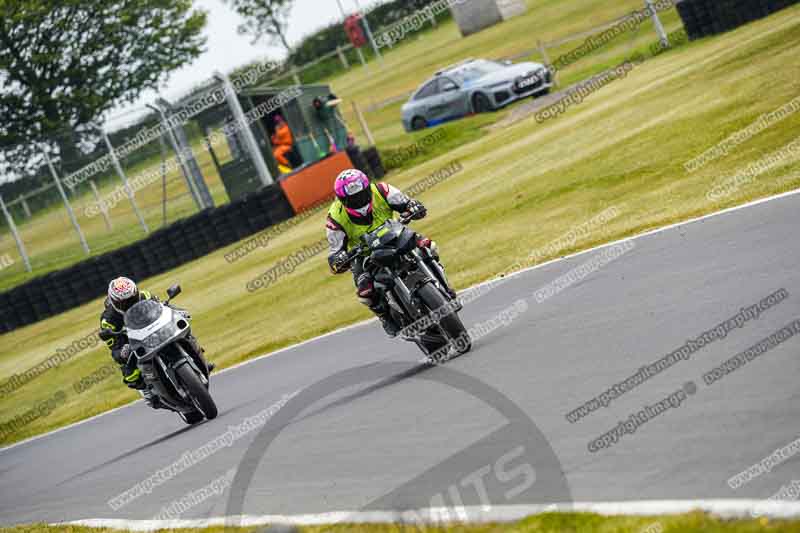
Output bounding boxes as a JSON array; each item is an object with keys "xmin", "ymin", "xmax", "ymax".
[{"xmin": 342, "ymin": 215, "xmax": 414, "ymax": 268}]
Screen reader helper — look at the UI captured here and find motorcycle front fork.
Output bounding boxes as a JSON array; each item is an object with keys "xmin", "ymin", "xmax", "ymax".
[{"xmin": 425, "ymin": 254, "xmax": 459, "ymax": 303}]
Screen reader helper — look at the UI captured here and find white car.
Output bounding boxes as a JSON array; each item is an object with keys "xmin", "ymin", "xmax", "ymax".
[{"xmin": 401, "ymin": 58, "xmax": 553, "ymax": 132}]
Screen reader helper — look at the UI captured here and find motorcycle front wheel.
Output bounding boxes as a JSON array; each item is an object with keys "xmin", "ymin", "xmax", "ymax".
[
  {"xmin": 176, "ymin": 364, "xmax": 218, "ymax": 420},
  {"xmin": 179, "ymin": 410, "xmax": 205, "ymax": 425},
  {"xmin": 416, "ymin": 283, "xmax": 472, "ymax": 360}
]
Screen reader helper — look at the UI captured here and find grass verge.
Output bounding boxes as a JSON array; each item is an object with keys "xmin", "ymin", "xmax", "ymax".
[{"xmin": 4, "ymin": 511, "xmax": 800, "ymax": 532}]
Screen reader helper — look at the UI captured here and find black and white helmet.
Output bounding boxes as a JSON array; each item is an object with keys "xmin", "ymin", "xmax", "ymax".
[{"xmin": 108, "ymin": 277, "xmax": 139, "ymax": 313}]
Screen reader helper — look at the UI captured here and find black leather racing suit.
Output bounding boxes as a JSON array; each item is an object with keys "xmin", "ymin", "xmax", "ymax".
[{"xmin": 100, "ymin": 291, "xmax": 204, "ymax": 387}]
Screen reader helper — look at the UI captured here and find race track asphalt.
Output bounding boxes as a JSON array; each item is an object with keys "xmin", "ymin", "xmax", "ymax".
[{"xmin": 1, "ymin": 192, "xmax": 799, "ymax": 526}]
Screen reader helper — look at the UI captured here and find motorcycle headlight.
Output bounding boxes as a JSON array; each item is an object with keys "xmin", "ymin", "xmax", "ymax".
[
  {"xmin": 143, "ymin": 334, "xmax": 161, "ymax": 350},
  {"xmin": 144, "ymin": 328, "xmax": 173, "ymax": 349}
]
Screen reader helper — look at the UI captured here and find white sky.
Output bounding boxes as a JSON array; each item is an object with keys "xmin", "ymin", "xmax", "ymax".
[{"xmin": 106, "ymin": 0, "xmax": 383, "ymax": 129}]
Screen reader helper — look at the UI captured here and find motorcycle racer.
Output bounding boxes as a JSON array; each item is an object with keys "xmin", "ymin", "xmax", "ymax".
[
  {"xmin": 326, "ymin": 169, "xmax": 427, "ymax": 337},
  {"xmin": 99, "ymin": 277, "xmax": 211, "ymax": 408}
]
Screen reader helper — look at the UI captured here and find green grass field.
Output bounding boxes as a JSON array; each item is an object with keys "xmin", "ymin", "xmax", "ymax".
[
  {"xmin": 4, "ymin": 511, "xmax": 800, "ymax": 532},
  {"xmin": 0, "ymin": 1, "xmax": 799, "ymax": 447},
  {"xmin": 0, "ymin": 0, "xmax": 687, "ymax": 289}
]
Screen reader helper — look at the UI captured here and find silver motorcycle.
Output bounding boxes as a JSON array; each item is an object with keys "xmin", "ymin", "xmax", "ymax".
[{"xmin": 119, "ymin": 284, "xmax": 217, "ymax": 424}]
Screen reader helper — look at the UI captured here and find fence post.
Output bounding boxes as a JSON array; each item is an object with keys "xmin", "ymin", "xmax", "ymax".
[
  {"xmin": 0, "ymin": 193, "xmax": 32, "ymax": 272},
  {"xmin": 356, "ymin": 47, "xmax": 368, "ymax": 68},
  {"xmin": 89, "ymin": 180, "xmax": 113, "ymax": 231},
  {"xmin": 102, "ymin": 132, "xmax": 149, "ymax": 234},
  {"xmin": 148, "ymin": 102, "xmax": 204, "ymax": 210},
  {"xmin": 645, "ymin": 0, "xmax": 669, "ymax": 48},
  {"xmin": 18, "ymin": 195, "xmax": 31, "ymax": 219},
  {"xmin": 336, "ymin": 46, "xmax": 350, "ymax": 70},
  {"xmin": 214, "ymin": 71, "xmax": 274, "ymax": 187},
  {"xmin": 427, "ymin": 6, "xmax": 437, "ymax": 27},
  {"xmin": 159, "ymin": 134, "xmax": 168, "ymax": 226},
  {"xmin": 538, "ymin": 40, "xmax": 559, "ymax": 88},
  {"xmin": 43, "ymin": 150, "xmax": 90, "ymax": 255},
  {"xmin": 292, "ymin": 65, "xmax": 302, "ymax": 86},
  {"xmin": 158, "ymin": 102, "xmax": 215, "ymax": 210},
  {"xmin": 353, "ymin": 0, "xmax": 383, "ymax": 62},
  {"xmin": 352, "ymin": 101, "xmax": 376, "ymax": 147}
]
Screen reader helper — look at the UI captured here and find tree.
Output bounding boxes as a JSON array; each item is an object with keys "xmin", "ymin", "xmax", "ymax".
[
  {"xmin": 0, "ymin": 0, "xmax": 207, "ymax": 175},
  {"xmin": 224, "ymin": 0, "xmax": 294, "ymax": 54}
]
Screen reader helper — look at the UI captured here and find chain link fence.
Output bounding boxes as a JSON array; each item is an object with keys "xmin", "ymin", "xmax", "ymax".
[{"xmin": 0, "ymin": 102, "xmax": 239, "ymax": 289}]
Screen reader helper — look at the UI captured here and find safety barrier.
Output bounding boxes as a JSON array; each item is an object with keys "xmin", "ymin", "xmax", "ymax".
[{"xmin": 676, "ymin": 0, "xmax": 799, "ymax": 40}]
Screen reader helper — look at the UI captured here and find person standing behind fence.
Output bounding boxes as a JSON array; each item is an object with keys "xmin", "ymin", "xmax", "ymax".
[{"xmin": 271, "ymin": 114, "xmax": 294, "ymax": 171}]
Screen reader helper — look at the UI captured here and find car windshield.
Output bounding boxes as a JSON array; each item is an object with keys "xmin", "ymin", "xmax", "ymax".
[{"xmin": 450, "ymin": 60, "xmax": 504, "ymax": 83}]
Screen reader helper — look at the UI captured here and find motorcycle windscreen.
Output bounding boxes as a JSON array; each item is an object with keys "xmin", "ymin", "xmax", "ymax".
[{"xmin": 125, "ymin": 300, "xmax": 163, "ymax": 330}]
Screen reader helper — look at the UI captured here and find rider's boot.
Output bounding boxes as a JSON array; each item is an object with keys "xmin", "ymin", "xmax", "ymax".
[
  {"xmin": 379, "ymin": 313, "xmax": 401, "ymax": 338},
  {"xmin": 370, "ymin": 302, "xmax": 400, "ymax": 338},
  {"xmin": 140, "ymin": 389, "xmax": 164, "ymax": 410}
]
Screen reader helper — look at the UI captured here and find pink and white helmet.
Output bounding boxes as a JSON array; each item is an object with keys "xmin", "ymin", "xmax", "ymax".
[
  {"xmin": 108, "ymin": 276, "xmax": 139, "ymax": 313},
  {"xmin": 334, "ymin": 169, "xmax": 372, "ymax": 218}
]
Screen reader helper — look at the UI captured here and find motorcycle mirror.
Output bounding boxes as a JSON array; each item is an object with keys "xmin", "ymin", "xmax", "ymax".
[{"xmin": 166, "ymin": 284, "xmax": 182, "ymax": 301}]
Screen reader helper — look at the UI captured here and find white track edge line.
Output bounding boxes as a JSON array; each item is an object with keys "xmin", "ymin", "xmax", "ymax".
[
  {"xmin": 61, "ymin": 500, "xmax": 800, "ymax": 531},
  {"xmin": 4, "ymin": 186, "xmax": 799, "ymax": 454}
]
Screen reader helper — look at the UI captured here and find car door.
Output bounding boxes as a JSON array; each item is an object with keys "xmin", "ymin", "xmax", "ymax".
[
  {"xmin": 432, "ymin": 77, "xmax": 466, "ymax": 121},
  {"xmin": 412, "ymin": 80, "xmax": 441, "ymax": 122}
]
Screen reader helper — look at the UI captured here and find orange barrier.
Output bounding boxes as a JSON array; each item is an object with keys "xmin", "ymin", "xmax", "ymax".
[{"xmin": 279, "ymin": 151, "xmax": 354, "ymax": 214}]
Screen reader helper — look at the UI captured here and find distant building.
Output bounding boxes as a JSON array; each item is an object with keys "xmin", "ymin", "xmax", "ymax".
[{"xmin": 449, "ymin": 0, "xmax": 527, "ymax": 37}]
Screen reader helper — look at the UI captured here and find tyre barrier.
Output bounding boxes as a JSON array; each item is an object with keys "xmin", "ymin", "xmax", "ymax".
[
  {"xmin": 363, "ymin": 146, "xmax": 386, "ymax": 180},
  {"xmin": 346, "ymin": 146, "xmax": 372, "ymax": 179},
  {"xmin": 676, "ymin": 0, "xmax": 799, "ymax": 40},
  {"xmin": 0, "ymin": 182, "xmax": 296, "ymax": 335}
]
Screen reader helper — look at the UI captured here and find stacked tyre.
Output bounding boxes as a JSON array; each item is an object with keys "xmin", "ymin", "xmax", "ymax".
[
  {"xmin": 227, "ymin": 200, "xmax": 254, "ymax": 241},
  {"xmin": 256, "ymin": 184, "xmax": 294, "ymax": 226},
  {"xmin": 10, "ymin": 286, "xmax": 35, "ymax": 329},
  {"xmin": 676, "ymin": 0, "xmax": 799, "ymax": 39},
  {"xmin": 152, "ymin": 228, "xmax": 182, "ymax": 272},
  {"xmin": 210, "ymin": 203, "xmax": 238, "ymax": 248},
  {"xmin": 346, "ymin": 146, "xmax": 372, "ymax": 179},
  {"xmin": 182, "ymin": 210, "xmax": 215, "ymax": 259},
  {"xmin": 0, "ymin": 291, "xmax": 14, "ymax": 333},
  {"xmin": 41, "ymin": 271, "xmax": 68, "ymax": 316},
  {"xmin": 25, "ymin": 278, "xmax": 50, "ymax": 322},
  {"xmin": 82, "ymin": 257, "xmax": 107, "ymax": 298},
  {"xmin": 363, "ymin": 147, "xmax": 386, "ymax": 180}
]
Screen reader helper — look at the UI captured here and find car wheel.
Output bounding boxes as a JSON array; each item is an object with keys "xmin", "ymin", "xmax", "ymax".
[
  {"xmin": 411, "ymin": 116, "xmax": 428, "ymax": 131},
  {"xmin": 473, "ymin": 93, "xmax": 492, "ymax": 113}
]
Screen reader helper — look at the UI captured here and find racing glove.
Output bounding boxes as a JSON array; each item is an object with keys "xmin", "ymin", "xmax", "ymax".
[
  {"xmin": 118, "ymin": 345, "xmax": 144, "ymax": 389},
  {"xmin": 330, "ymin": 250, "xmax": 351, "ymax": 274},
  {"xmin": 403, "ymin": 199, "xmax": 427, "ymax": 221}
]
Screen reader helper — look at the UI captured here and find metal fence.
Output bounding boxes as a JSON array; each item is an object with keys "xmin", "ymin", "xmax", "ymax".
[{"xmin": 0, "ymin": 111, "xmax": 221, "ymax": 286}]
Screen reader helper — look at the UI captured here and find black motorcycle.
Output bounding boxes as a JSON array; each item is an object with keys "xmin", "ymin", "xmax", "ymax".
[
  {"xmin": 345, "ymin": 216, "xmax": 471, "ymax": 362},
  {"xmin": 104, "ymin": 284, "xmax": 217, "ymax": 424}
]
